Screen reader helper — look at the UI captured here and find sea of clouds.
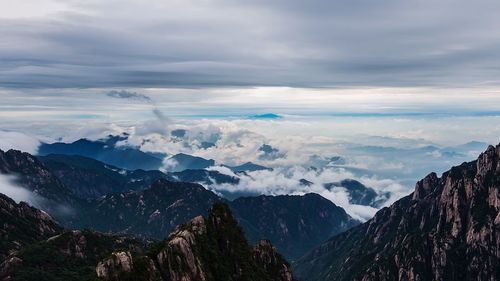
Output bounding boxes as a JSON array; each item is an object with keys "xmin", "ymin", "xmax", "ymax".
[{"xmin": 1, "ymin": 87, "xmax": 498, "ymax": 220}]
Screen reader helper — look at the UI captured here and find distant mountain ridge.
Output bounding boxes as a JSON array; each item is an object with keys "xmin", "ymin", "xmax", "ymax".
[
  {"xmin": 324, "ymin": 179, "xmax": 390, "ymax": 208},
  {"xmin": 38, "ymin": 153, "xmax": 239, "ymax": 199},
  {"xmin": 225, "ymin": 161, "xmax": 272, "ymax": 172},
  {"xmin": 230, "ymin": 194, "xmax": 357, "ymax": 260},
  {"xmin": 38, "ymin": 136, "xmax": 164, "ymax": 171},
  {"xmin": 164, "ymin": 153, "xmax": 215, "ymax": 172},
  {"xmin": 38, "ymin": 136, "xmax": 273, "ymax": 174}
]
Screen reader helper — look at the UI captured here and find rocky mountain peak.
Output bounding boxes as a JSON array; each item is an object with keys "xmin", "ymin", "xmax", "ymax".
[
  {"xmin": 412, "ymin": 171, "xmax": 439, "ymax": 200},
  {"xmin": 96, "ymin": 251, "xmax": 134, "ymax": 281},
  {"xmin": 153, "ymin": 202, "xmax": 295, "ymax": 281},
  {"xmin": 295, "ymin": 143, "xmax": 500, "ymax": 281}
]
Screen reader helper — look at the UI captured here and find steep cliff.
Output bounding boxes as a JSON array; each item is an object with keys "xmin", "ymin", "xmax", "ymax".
[{"xmin": 295, "ymin": 144, "xmax": 500, "ymax": 281}]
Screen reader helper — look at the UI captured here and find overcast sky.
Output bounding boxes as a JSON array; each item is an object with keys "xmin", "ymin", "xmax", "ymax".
[{"xmin": 1, "ymin": 0, "xmax": 500, "ymax": 88}]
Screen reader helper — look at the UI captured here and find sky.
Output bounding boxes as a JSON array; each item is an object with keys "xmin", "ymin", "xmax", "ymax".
[
  {"xmin": 1, "ymin": 0, "xmax": 500, "ymax": 219},
  {"xmin": 2, "ymin": 0, "xmax": 500, "ymax": 88}
]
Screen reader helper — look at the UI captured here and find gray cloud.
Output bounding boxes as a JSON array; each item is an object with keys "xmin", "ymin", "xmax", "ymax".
[
  {"xmin": 1, "ymin": 0, "xmax": 500, "ymax": 88},
  {"xmin": 107, "ymin": 90, "xmax": 152, "ymax": 103}
]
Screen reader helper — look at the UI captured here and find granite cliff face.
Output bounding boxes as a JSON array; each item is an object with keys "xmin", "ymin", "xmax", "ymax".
[
  {"xmin": 295, "ymin": 144, "xmax": 500, "ymax": 281},
  {"xmin": 96, "ymin": 203, "xmax": 295, "ymax": 281}
]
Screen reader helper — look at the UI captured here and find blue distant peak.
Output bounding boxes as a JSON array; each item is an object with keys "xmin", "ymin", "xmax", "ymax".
[{"xmin": 249, "ymin": 113, "xmax": 282, "ymax": 119}]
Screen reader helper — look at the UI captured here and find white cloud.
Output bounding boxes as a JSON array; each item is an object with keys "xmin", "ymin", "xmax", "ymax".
[
  {"xmin": 206, "ymin": 165, "xmax": 405, "ymax": 221},
  {"xmin": 0, "ymin": 130, "xmax": 40, "ymax": 154},
  {"xmin": 0, "ymin": 174, "xmax": 42, "ymax": 207}
]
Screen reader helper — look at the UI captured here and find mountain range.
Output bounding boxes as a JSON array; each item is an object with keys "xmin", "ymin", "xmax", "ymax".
[
  {"xmin": 38, "ymin": 136, "xmax": 272, "ymax": 174},
  {"xmin": 0, "ymin": 149, "xmax": 356, "ymax": 261},
  {"xmin": 1, "ymin": 141, "xmax": 499, "ymax": 280}
]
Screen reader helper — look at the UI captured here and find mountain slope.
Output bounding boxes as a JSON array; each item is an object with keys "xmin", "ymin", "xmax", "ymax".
[
  {"xmin": 38, "ymin": 154, "xmax": 239, "ymax": 199},
  {"xmin": 38, "ymin": 154, "xmax": 172, "ymax": 198},
  {"xmin": 230, "ymin": 194, "xmax": 357, "ymax": 260},
  {"xmin": 74, "ymin": 179, "xmax": 222, "ymax": 239},
  {"xmin": 0, "ymin": 149, "xmax": 73, "ymax": 202},
  {"xmin": 2, "ymin": 149, "xmax": 357, "ymax": 262},
  {"xmin": 294, "ymin": 144, "xmax": 500, "ymax": 281},
  {"xmin": 0, "ymin": 193, "xmax": 62, "ymax": 261}
]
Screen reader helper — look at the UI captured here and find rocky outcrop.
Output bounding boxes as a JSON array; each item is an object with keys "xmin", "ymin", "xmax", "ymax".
[
  {"xmin": 96, "ymin": 251, "xmax": 134, "ymax": 281},
  {"xmin": 294, "ymin": 144, "xmax": 500, "ymax": 281},
  {"xmin": 96, "ymin": 203, "xmax": 295, "ymax": 281},
  {"xmin": 156, "ymin": 216, "xmax": 208, "ymax": 281},
  {"xmin": 253, "ymin": 240, "xmax": 294, "ymax": 281},
  {"xmin": 152, "ymin": 203, "xmax": 295, "ymax": 281}
]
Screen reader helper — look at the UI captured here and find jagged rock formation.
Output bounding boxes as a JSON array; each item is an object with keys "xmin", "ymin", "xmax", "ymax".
[
  {"xmin": 294, "ymin": 144, "xmax": 500, "ymax": 281},
  {"xmin": 0, "ymin": 193, "xmax": 62, "ymax": 261},
  {"xmin": 96, "ymin": 203, "xmax": 295, "ymax": 281},
  {"xmin": 230, "ymin": 194, "xmax": 358, "ymax": 260}
]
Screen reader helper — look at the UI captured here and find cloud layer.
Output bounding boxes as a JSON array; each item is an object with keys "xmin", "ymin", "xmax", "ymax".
[
  {"xmin": 1, "ymin": 0, "xmax": 500, "ymax": 88},
  {"xmin": 0, "ymin": 174, "xmax": 42, "ymax": 207}
]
